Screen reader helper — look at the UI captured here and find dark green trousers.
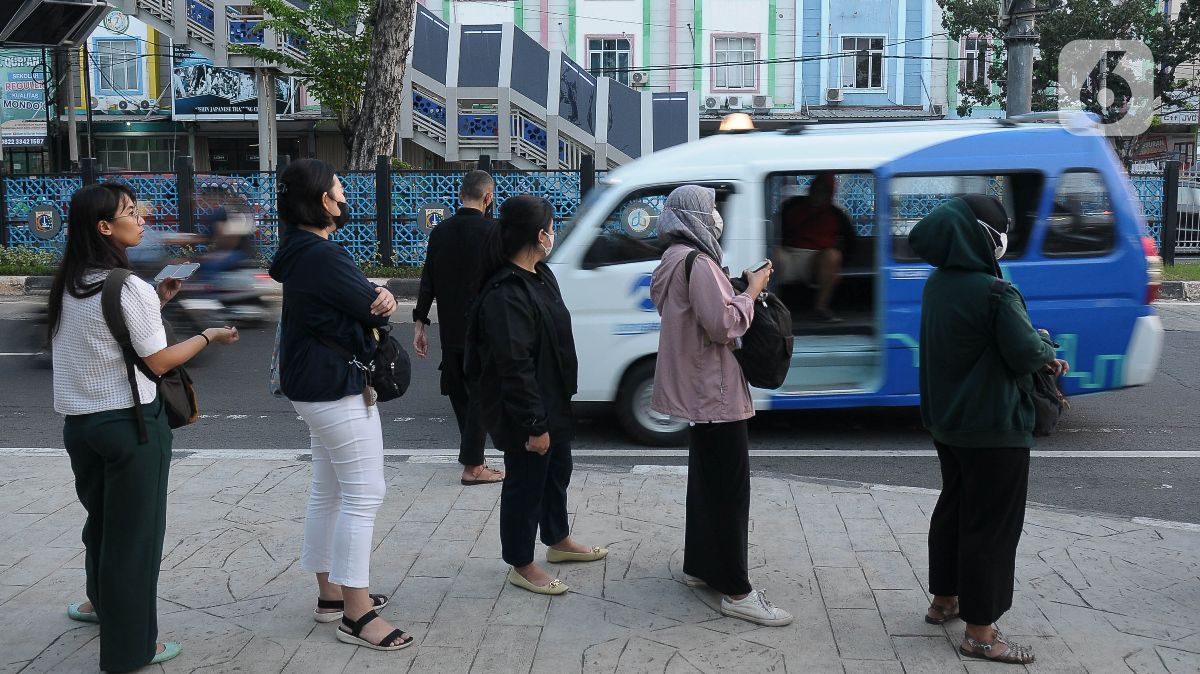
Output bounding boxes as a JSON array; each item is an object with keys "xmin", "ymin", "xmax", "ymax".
[{"xmin": 64, "ymin": 397, "xmax": 172, "ymax": 673}]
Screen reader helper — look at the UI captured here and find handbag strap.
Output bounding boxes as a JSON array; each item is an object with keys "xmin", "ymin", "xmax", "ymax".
[{"xmin": 100, "ymin": 268, "xmax": 154, "ymax": 444}]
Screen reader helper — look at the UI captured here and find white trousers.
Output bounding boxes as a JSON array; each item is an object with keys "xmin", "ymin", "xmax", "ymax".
[{"xmin": 293, "ymin": 395, "xmax": 385, "ymax": 588}]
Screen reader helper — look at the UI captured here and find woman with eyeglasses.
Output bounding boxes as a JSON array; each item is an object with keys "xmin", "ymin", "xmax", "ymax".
[{"xmin": 50, "ymin": 183, "xmax": 239, "ymax": 672}]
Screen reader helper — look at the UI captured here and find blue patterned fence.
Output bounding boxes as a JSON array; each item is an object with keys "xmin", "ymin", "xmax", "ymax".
[{"xmin": 2, "ymin": 170, "xmax": 1176, "ymax": 263}]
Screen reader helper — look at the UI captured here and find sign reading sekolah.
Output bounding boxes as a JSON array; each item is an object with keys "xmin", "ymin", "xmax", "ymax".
[{"xmin": 0, "ymin": 48, "xmax": 50, "ymax": 147}]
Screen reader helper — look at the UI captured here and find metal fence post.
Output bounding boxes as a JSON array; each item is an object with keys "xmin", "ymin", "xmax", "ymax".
[
  {"xmin": 375, "ymin": 154, "xmax": 394, "ymax": 266},
  {"xmin": 275, "ymin": 157, "xmax": 290, "ymax": 246},
  {"xmin": 0, "ymin": 165, "xmax": 8, "ymax": 248},
  {"xmin": 176, "ymin": 155, "xmax": 195, "ymax": 234},
  {"xmin": 580, "ymin": 154, "xmax": 596, "ymax": 199},
  {"xmin": 477, "ymin": 155, "xmax": 492, "ymax": 172},
  {"xmin": 1162, "ymin": 160, "xmax": 1180, "ymax": 266},
  {"xmin": 80, "ymin": 157, "xmax": 98, "ymax": 186}
]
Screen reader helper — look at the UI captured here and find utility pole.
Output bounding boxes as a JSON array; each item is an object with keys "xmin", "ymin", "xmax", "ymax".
[{"xmin": 1001, "ymin": 0, "xmax": 1040, "ymax": 116}]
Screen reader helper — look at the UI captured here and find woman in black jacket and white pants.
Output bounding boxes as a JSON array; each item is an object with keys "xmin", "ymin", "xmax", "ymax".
[
  {"xmin": 269, "ymin": 159, "xmax": 412, "ymax": 652},
  {"xmin": 467, "ymin": 195, "xmax": 607, "ymax": 595}
]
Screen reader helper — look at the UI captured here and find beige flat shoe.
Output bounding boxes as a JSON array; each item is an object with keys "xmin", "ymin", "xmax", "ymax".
[
  {"xmin": 546, "ymin": 546, "xmax": 608, "ymax": 563},
  {"xmin": 507, "ymin": 568, "xmax": 569, "ymax": 595}
]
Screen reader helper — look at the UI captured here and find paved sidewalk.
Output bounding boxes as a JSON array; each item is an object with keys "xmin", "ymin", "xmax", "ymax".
[{"xmin": 1, "ymin": 456, "xmax": 1198, "ymax": 673}]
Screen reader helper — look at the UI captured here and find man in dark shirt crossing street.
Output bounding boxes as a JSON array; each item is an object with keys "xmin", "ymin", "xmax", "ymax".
[{"xmin": 413, "ymin": 170, "xmax": 504, "ymax": 485}]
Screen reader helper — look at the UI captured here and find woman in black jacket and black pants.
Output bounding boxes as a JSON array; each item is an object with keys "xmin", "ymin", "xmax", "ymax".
[
  {"xmin": 466, "ymin": 195, "xmax": 607, "ymax": 595},
  {"xmin": 269, "ymin": 159, "xmax": 413, "ymax": 652}
]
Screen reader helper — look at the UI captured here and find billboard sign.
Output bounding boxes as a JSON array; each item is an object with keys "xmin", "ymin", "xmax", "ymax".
[
  {"xmin": 0, "ymin": 48, "xmax": 49, "ymax": 146},
  {"xmin": 171, "ymin": 50, "xmax": 293, "ymax": 120}
]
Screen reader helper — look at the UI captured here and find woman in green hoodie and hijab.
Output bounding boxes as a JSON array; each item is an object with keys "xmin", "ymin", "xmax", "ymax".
[{"xmin": 908, "ymin": 195, "xmax": 1068, "ymax": 666}]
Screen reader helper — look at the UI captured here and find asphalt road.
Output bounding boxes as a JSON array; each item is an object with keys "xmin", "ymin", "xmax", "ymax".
[{"xmin": 2, "ymin": 299, "xmax": 1197, "ymax": 523}]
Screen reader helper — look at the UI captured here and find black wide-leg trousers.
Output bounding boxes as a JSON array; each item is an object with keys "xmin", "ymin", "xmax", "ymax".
[{"xmin": 683, "ymin": 420, "xmax": 753, "ymax": 597}]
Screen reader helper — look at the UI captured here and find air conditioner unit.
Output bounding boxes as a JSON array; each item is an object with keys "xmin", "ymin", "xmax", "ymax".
[
  {"xmin": 931, "ymin": 103, "xmax": 945, "ymax": 117},
  {"xmin": 726, "ymin": 95, "xmax": 744, "ymax": 110},
  {"xmin": 703, "ymin": 95, "xmax": 723, "ymax": 111},
  {"xmin": 630, "ymin": 71, "xmax": 650, "ymax": 86},
  {"xmin": 752, "ymin": 95, "xmax": 772, "ymax": 110},
  {"xmin": 826, "ymin": 88, "xmax": 844, "ymax": 103}
]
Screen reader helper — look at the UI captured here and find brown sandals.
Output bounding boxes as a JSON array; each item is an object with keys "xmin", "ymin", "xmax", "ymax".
[
  {"xmin": 960, "ymin": 631, "xmax": 1035, "ymax": 665},
  {"xmin": 924, "ymin": 601, "xmax": 960, "ymax": 625}
]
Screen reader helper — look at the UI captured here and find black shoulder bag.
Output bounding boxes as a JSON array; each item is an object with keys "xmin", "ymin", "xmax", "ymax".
[
  {"xmin": 314, "ymin": 324, "xmax": 411, "ymax": 405},
  {"xmin": 988, "ymin": 279, "xmax": 1068, "ymax": 436},
  {"xmin": 101, "ymin": 269, "xmax": 199, "ymax": 443}
]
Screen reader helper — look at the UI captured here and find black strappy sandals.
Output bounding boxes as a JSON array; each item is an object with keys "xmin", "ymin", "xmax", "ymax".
[{"xmin": 335, "ymin": 610, "xmax": 414, "ymax": 652}]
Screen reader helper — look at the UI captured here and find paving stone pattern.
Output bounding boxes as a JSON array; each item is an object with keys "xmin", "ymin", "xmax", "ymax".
[{"xmin": 1, "ymin": 457, "xmax": 1198, "ymax": 673}]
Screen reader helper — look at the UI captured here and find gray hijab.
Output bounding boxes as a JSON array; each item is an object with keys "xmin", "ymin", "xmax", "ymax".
[{"xmin": 657, "ymin": 185, "xmax": 723, "ymax": 263}]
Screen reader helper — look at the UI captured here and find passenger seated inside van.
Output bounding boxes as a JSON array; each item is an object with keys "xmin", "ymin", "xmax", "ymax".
[{"xmin": 774, "ymin": 173, "xmax": 857, "ymax": 323}]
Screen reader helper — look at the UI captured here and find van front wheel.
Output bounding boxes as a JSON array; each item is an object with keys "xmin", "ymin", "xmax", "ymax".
[{"xmin": 616, "ymin": 361, "xmax": 689, "ymax": 447}]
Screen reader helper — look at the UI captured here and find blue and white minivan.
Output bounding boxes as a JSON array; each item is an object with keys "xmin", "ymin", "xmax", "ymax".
[{"xmin": 550, "ymin": 116, "xmax": 1165, "ymax": 446}]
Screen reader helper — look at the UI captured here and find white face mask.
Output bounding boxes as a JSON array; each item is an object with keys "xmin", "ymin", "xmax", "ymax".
[
  {"xmin": 539, "ymin": 229, "xmax": 555, "ymax": 257},
  {"xmin": 680, "ymin": 208, "xmax": 723, "ymax": 239},
  {"xmin": 710, "ymin": 210, "xmax": 724, "ymax": 239},
  {"xmin": 978, "ymin": 220, "xmax": 1009, "ymax": 260}
]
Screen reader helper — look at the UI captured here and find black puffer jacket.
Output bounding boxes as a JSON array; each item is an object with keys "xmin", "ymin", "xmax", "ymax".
[{"xmin": 465, "ymin": 262, "xmax": 579, "ymax": 451}]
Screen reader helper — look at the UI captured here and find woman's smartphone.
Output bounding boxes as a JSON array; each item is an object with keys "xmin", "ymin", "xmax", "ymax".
[
  {"xmin": 745, "ymin": 259, "xmax": 771, "ymax": 275},
  {"xmin": 153, "ymin": 262, "xmax": 200, "ymax": 283}
]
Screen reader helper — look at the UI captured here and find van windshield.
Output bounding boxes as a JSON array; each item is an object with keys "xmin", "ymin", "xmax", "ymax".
[{"xmin": 553, "ymin": 182, "xmax": 610, "ymax": 254}]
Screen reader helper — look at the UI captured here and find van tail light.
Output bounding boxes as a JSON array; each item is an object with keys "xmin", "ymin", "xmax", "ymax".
[{"xmin": 1142, "ymin": 236, "xmax": 1163, "ymax": 304}]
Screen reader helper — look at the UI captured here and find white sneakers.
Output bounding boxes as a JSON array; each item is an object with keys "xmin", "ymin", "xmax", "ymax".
[{"xmin": 720, "ymin": 589, "xmax": 794, "ymax": 627}]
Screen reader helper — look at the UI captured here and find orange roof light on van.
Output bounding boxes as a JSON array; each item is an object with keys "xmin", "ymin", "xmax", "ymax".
[{"xmin": 719, "ymin": 113, "xmax": 755, "ymax": 133}]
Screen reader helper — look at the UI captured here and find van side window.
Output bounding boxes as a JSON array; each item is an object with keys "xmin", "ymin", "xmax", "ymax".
[
  {"xmin": 889, "ymin": 173, "xmax": 1044, "ymax": 262},
  {"xmin": 581, "ymin": 184, "xmax": 733, "ymax": 269},
  {"xmin": 1043, "ymin": 171, "xmax": 1116, "ymax": 257}
]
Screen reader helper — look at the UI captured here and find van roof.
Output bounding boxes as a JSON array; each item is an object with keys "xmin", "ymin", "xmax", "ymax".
[{"xmin": 605, "ymin": 119, "xmax": 1108, "ymax": 184}]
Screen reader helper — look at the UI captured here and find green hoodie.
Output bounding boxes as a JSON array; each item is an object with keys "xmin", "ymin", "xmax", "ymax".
[{"xmin": 908, "ymin": 198, "xmax": 1057, "ymax": 449}]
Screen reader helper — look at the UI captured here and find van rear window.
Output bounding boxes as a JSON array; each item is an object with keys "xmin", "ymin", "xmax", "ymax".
[
  {"xmin": 889, "ymin": 173, "xmax": 1045, "ymax": 262},
  {"xmin": 1042, "ymin": 171, "xmax": 1116, "ymax": 258}
]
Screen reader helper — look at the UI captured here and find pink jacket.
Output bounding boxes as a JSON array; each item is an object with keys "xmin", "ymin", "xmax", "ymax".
[{"xmin": 651, "ymin": 244, "xmax": 755, "ymax": 423}]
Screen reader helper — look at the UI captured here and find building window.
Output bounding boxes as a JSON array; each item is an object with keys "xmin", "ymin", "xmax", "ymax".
[
  {"xmin": 714, "ymin": 36, "xmax": 757, "ymax": 90},
  {"xmin": 94, "ymin": 39, "xmax": 140, "ymax": 93},
  {"xmin": 964, "ymin": 37, "xmax": 987, "ymax": 85},
  {"xmin": 588, "ymin": 37, "xmax": 632, "ymax": 85},
  {"xmin": 97, "ymin": 137, "xmax": 176, "ymax": 173},
  {"xmin": 840, "ymin": 36, "xmax": 885, "ymax": 90}
]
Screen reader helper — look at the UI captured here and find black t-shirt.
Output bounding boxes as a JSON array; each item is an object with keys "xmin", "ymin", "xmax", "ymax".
[{"xmin": 516, "ymin": 266, "xmax": 578, "ymax": 393}]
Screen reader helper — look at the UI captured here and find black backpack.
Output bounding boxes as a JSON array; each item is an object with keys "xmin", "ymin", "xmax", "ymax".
[
  {"xmin": 987, "ymin": 279, "xmax": 1068, "ymax": 436},
  {"xmin": 685, "ymin": 251, "xmax": 794, "ymax": 390},
  {"xmin": 101, "ymin": 269, "xmax": 200, "ymax": 443}
]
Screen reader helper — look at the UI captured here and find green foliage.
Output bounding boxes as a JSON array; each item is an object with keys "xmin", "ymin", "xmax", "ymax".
[
  {"xmin": 1164, "ymin": 262, "xmax": 1200, "ymax": 281},
  {"xmin": 0, "ymin": 246, "xmax": 57, "ymax": 275},
  {"xmin": 361, "ymin": 265, "xmax": 423, "ymax": 278},
  {"xmin": 941, "ymin": 0, "xmax": 1200, "ymax": 121},
  {"xmin": 232, "ymin": 0, "xmax": 374, "ymax": 154}
]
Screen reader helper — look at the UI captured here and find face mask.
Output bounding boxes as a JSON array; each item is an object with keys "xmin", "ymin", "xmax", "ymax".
[
  {"xmin": 680, "ymin": 208, "xmax": 724, "ymax": 239},
  {"xmin": 978, "ymin": 219, "xmax": 1008, "ymax": 260},
  {"xmin": 329, "ymin": 195, "xmax": 350, "ymax": 229},
  {"xmin": 710, "ymin": 210, "xmax": 725, "ymax": 239},
  {"xmin": 539, "ymin": 229, "xmax": 555, "ymax": 257}
]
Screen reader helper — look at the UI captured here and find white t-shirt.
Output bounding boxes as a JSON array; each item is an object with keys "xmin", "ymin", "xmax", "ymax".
[{"xmin": 53, "ymin": 271, "xmax": 168, "ymax": 415}]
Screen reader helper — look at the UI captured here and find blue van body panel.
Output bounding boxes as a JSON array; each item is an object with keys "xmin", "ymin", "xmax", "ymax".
[{"xmin": 767, "ymin": 126, "xmax": 1155, "ymax": 410}]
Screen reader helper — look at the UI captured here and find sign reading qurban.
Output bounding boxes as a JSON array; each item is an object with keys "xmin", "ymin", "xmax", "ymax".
[{"xmin": 0, "ymin": 49, "xmax": 50, "ymax": 148}]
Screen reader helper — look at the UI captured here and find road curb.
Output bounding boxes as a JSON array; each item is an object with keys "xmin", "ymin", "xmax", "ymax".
[
  {"xmin": 0, "ymin": 275, "xmax": 418, "ymax": 298},
  {"xmin": 1160, "ymin": 280, "xmax": 1200, "ymax": 301}
]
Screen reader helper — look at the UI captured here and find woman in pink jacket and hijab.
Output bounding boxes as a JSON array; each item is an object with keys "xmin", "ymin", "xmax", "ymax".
[{"xmin": 650, "ymin": 184, "xmax": 792, "ymax": 627}]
